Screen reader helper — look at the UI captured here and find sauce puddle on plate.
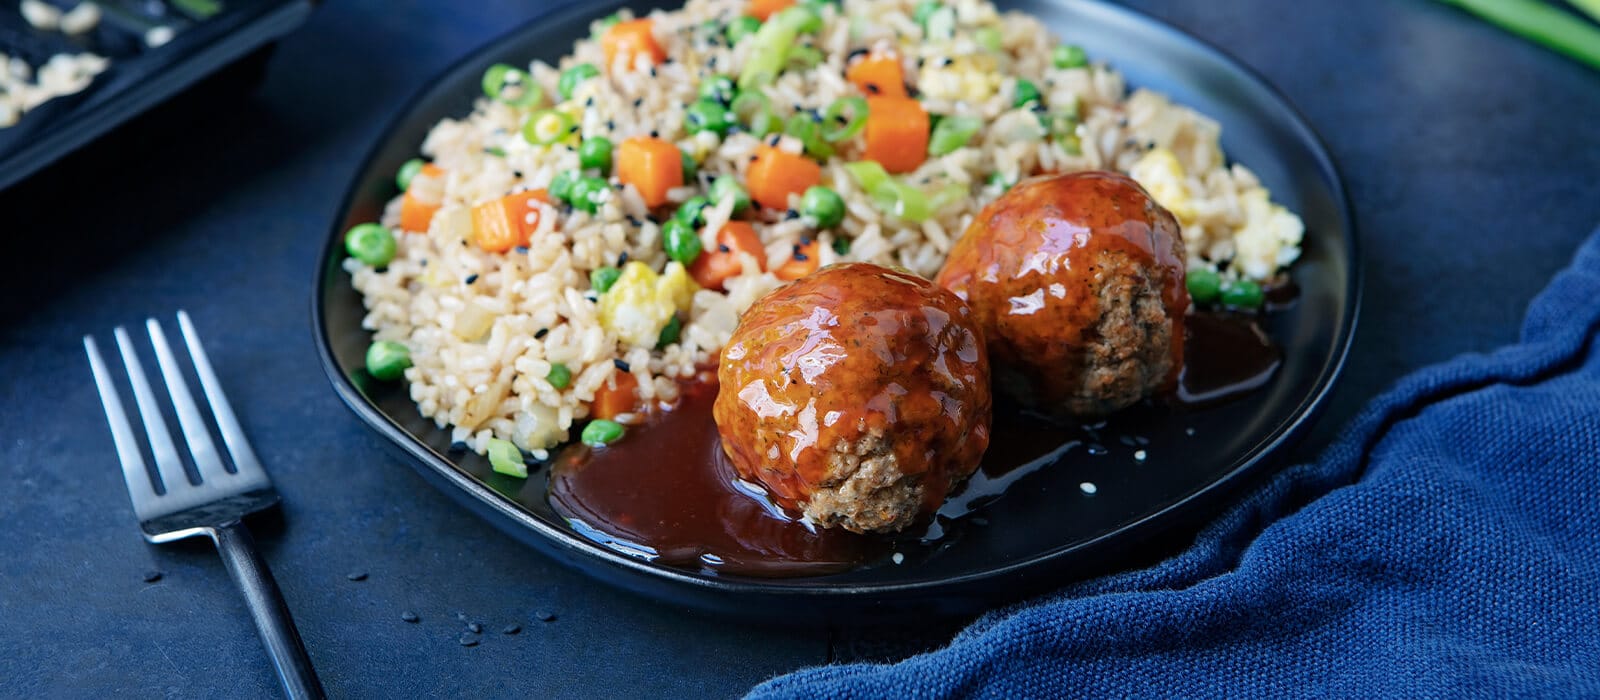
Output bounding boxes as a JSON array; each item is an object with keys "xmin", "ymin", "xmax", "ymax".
[{"xmin": 548, "ymin": 309, "xmax": 1282, "ymax": 577}]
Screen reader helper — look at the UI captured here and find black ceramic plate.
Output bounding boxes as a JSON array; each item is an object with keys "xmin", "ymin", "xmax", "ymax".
[{"xmin": 315, "ymin": 0, "xmax": 1358, "ymax": 621}]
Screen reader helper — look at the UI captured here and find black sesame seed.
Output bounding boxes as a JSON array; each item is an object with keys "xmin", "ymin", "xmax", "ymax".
[
  {"xmin": 793, "ymin": 252, "xmax": 809, "ymax": 262},
  {"xmin": 401, "ymin": 611, "xmax": 420, "ymax": 623},
  {"xmin": 346, "ymin": 571, "xmax": 368, "ymax": 582},
  {"xmin": 941, "ymin": 57, "xmax": 954, "ymax": 66},
  {"xmin": 467, "ymin": 622, "xmax": 483, "ymax": 634},
  {"xmin": 768, "ymin": 134, "xmax": 781, "ymax": 146},
  {"xmin": 800, "ymin": 235, "xmax": 814, "ymax": 245},
  {"xmin": 649, "ymin": 66, "xmax": 657, "ymax": 77},
  {"xmin": 514, "ymin": 245, "xmax": 529, "ymax": 254},
  {"xmin": 142, "ymin": 570, "xmax": 163, "ymax": 583},
  {"xmin": 459, "ymin": 635, "xmax": 480, "ymax": 647},
  {"xmin": 708, "ymin": 56, "xmax": 718, "ymax": 68},
  {"xmin": 719, "ymin": 244, "xmax": 731, "ymax": 253},
  {"xmin": 605, "ymin": 120, "xmax": 616, "ymax": 130},
  {"xmin": 649, "ymin": 130, "xmax": 659, "ymax": 138},
  {"xmin": 749, "ymin": 155, "xmax": 759, "ymax": 162},
  {"xmin": 784, "ymin": 209, "xmax": 800, "ymax": 220},
  {"xmin": 614, "ymin": 359, "xmax": 631, "ymax": 372},
  {"xmin": 464, "ymin": 274, "xmax": 479, "ymax": 285},
  {"xmin": 1146, "ymin": 141, "xmax": 1157, "ymax": 150},
  {"xmin": 866, "ymin": 83, "xmax": 881, "ymax": 95},
  {"xmin": 633, "ymin": 98, "xmax": 643, "ymax": 108},
  {"xmin": 618, "ymin": 251, "xmax": 630, "ymax": 266},
  {"xmin": 420, "ymin": 259, "xmax": 428, "ymax": 267},
  {"xmin": 534, "ymin": 610, "xmax": 557, "ymax": 622},
  {"xmin": 449, "ymin": 441, "xmax": 469, "ymax": 453},
  {"xmin": 586, "ymin": 96, "xmax": 595, "ymax": 107},
  {"xmin": 513, "ymin": 170, "xmax": 524, "ymax": 178},
  {"xmin": 848, "ymin": 48, "xmax": 868, "ymax": 62}
]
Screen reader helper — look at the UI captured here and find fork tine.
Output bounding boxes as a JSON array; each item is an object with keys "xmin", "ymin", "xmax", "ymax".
[
  {"xmin": 177, "ymin": 311, "xmax": 269, "ymax": 486},
  {"xmin": 114, "ymin": 326, "xmax": 192, "ymax": 494},
  {"xmin": 147, "ymin": 318, "xmax": 232, "ymax": 484},
  {"xmin": 85, "ymin": 336, "xmax": 161, "ymax": 512}
]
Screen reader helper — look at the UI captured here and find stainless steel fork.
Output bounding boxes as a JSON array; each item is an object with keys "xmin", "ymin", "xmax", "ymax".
[{"xmin": 85, "ymin": 311, "xmax": 325, "ymax": 700}]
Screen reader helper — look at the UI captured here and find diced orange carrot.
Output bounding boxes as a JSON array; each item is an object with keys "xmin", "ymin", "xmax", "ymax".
[
  {"xmin": 863, "ymin": 96, "xmax": 930, "ymax": 174},
  {"xmin": 774, "ymin": 238, "xmax": 820, "ymax": 281},
  {"xmin": 689, "ymin": 221, "xmax": 765, "ymax": 291},
  {"xmin": 846, "ymin": 51, "xmax": 908, "ymax": 98},
  {"xmin": 746, "ymin": 0, "xmax": 795, "ymax": 20},
  {"xmin": 615, "ymin": 136, "xmax": 684, "ymax": 209},
  {"xmin": 592, "ymin": 369, "xmax": 639, "ymax": 420},
  {"xmin": 601, "ymin": 18, "xmax": 666, "ymax": 71},
  {"xmin": 471, "ymin": 189, "xmax": 550, "ymax": 253},
  {"xmin": 399, "ymin": 164, "xmax": 447, "ymax": 233},
  {"xmin": 747, "ymin": 146, "xmax": 822, "ymax": 210}
]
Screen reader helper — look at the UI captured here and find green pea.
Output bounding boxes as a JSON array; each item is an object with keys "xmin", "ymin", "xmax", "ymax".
[
  {"xmin": 558, "ymin": 63, "xmax": 601, "ymax": 101},
  {"xmin": 662, "ymin": 218, "xmax": 703, "ymax": 265},
  {"xmin": 570, "ymin": 176, "xmax": 610, "ymax": 213},
  {"xmin": 1220, "ymin": 278, "xmax": 1264, "ymax": 309},
  {"xmin": 396, "ymin": 158, "xmax": 426, "ymax": 191},
  {"xmin": 486, "ymin": 438, "xmax": 528, "ymax": 478},
  {"xmin": 1186, "ymin": 268, "xmax": 1222, "ymax": 305},
  {"xmin": 912, "ymin": 0, "xmax": 941, "ymax": 27},
  {"xmin": 685, "ymin": 99, "xmax": 733, "ymax": 136},
  {"xmin": 1013, "ymin": 79, "xmax": 1041, "ymax": 108},
  {"xmin": 578, "ymin": 137, "xmax": 614, "ymax": 173},
  {"xmin": 365, "ymin": 340, "xmax": 411, "ymax": 381},
  {"xmin": 681, "ymin": 148, "xmax": 698, "ymax": 185},
  {"xmin": 675, "ymin": 196, "xmax": 710, "ymax": 227},
  {"xmin": 725, "ymin": 16, "xmax": 761, "ymax": 44},
  {"xmin": 657, "ymin": 315, "xmax": 682, "ymax": 348},
  {"xmin": 699, "ymin": 75, "xmax": 737, "ymax": 105},
  {"xmin": 832, "ymin": 236, "xmax": 850, "ymax": 256},
  {"xmin": 710, "ymin": 174, "xmax": 750, "ymax": 214},
  {"xmin": 344, "ymin": 223, "xmax": 397, "ymax": 267},
  {"xmin": 549, "ymin": 170, "xmax": 581, "ymax": 203},
  {"xmin": 546, "ymin": 363, "xmax": 572, "ymax": 390},
  {"xmin": 590, "ymin": 266, "xmax": 621, "ymax": 293},
  {"xmin": 1052, "ymin": 44, "xmax": 1088, "ymax": 69},
  {"xmin": 592, "ymin": 12, "xmax": 621, "ymax": 38},
  {"xmin": 581, "ymin": 419, "xmax": 625, "ymax": 447},
  {"xmin": 800, "ymin": 186, "xmax": 845, "ymax": 228}
]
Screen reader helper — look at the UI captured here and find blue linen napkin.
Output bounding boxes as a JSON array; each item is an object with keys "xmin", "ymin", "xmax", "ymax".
[{"xmin": 750, "ymin": 227, "xmax": 1600, "ymax": 699}]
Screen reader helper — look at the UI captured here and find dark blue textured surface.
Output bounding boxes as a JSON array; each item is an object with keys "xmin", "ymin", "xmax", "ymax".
[
  {"xmin": 0, "ymin": 0, "xmax": 1597, "ymax": 697},
  {"xmin": 752, "ymin": 230, "xmax": 1600, "ymax": 697}
]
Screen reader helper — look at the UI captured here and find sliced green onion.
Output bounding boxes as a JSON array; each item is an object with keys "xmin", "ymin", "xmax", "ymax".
[
  {"xmin": 928, "ymin": 114, "xmax": 982, "ymax": 156},
  {"xmin": 832, "ymin": 236, "xmax": 851, "ymax": 256},
  {"xmin": 591, "ymin": 266, "xmax": 622, "ymax": 293},
  {"xmin": 871, "ymin": 179, "xmax": 930, "ymax": 222},
  {"xmin": 1046, "ymin": 112, "xmax": 1082, "ymax": 155},
  {"xmin": 1012, "ymin": 79, "xmax": 1041, "ymax": 108},
  {"xmin": 974, "ymin": 26, "xmax": 1003, "ymax": 52},
  {"xmin": 843, "ymin": 161, "xmax": 891, "ymax": 194},
  {"xmin": 522, "ymin": 110, "xmax": 575, "ymax": 145},
  {"xmin": 592, "ymin": 12, "xmax": 622, "ymax": 38},
  {"xmin": 787, "ymin": 45, "xmax": 824, "ymax": 69},
  {"xmin": 731, "ymin": 91, "xmax": 780, "ymax": 136},
  {"xmin": 725, "ymin": 15, "xmax": 762, "ymax": 45},
  {"xmin": 558, "ymin": 63, "xmax": 602, "ymax": 101},
  {"xmin": 784, "ymin": 112, "xmax": 834, "ymax": 159},
  {"xmin": 737, "ymin": 6, "xmax": 820, "ymax": 89},
  {"xmin": 820, "ymin": 96, "xmax": 868, "ymax": 142},
  {"xmin": 1053, "ymin": 44, "xmax": 1088, "ymax": 69},
  {"xmin": 912, "ymin": 1, "xmax": 941, "ymax": 27},
  {"xmin": 699, "ymin": 75, "xmax": 738, "ymax": 105},
  {"xmin": 487, "ymin": 438, "xmax": 528, "ymax": 478},
  {"xmin": 482, "ymin": 63, "xmax": 542, "ymax": 107}
]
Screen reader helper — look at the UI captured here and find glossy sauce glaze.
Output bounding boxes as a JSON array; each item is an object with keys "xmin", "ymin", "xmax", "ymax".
[
  {"xmin": 712, "ymin": 263, "xmax": 991, "ymax": 534},
  {"xmin": 545, "ymin": 309, "xmax": 1282, "ymax": 578},
  {"xmin": 936, "ymin": 172, "xmax": 1188, "ymax": 416}
]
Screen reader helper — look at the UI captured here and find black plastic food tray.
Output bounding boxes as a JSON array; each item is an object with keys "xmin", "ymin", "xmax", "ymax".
[{"xmin": 0, "ymin": 0, "xmax": 315, "ymax": 190}]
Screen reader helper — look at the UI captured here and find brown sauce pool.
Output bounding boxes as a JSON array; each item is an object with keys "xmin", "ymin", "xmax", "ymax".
[{"xmin": 547, "ymin": 309, "xmax": 1283, "ymax": 578}]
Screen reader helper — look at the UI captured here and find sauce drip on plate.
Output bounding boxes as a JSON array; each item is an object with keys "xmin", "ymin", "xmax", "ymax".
[{"xmin": 547, "ymin": 380, "xmax": 882, "ymax": 578}]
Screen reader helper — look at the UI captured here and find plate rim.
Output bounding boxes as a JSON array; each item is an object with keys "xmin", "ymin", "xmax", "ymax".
[{"xmin": 311, "ymin": 0, "xmax": 1361, "ymax": 602}]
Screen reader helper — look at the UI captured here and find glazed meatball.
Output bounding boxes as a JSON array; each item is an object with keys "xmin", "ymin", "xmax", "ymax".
[
  {"xmin": 714, "ymin": 263, "xmax": 991, "ymax": 534},
  {"xmin": 936, "ymin": 171, "xmax": 1187, "ymax": 417}
]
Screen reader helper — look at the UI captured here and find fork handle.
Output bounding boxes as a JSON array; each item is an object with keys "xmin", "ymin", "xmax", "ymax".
[{"xmin": 211, "ymin": 522, "xmax": 327, "ymax": 700}]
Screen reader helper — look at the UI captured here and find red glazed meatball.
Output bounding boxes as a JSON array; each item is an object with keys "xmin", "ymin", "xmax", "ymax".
[
  {"xmin": 714, "ymin": 263, "xmax": 992, "ymax": 534},
  {"xmin": 935, "ymin": 171, "xmax": 1187, "ymax": 417}
]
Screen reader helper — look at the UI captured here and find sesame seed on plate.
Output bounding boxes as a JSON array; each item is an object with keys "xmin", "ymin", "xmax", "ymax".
[{"xmin": 1080, "ymin": 482, "xmax": 1098, "ymax": 495}]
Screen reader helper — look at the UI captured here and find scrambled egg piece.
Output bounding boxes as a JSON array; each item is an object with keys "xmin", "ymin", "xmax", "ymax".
[
  {"xmin": 598, "ymin": 261, "xmax": 696, "ymax": 348},
  {"xmin": 1128, "ymin": 148, "xmax": 1197, "ymax": 224},
  {"xmin": 1232, "ymin": 188, "xmax": 1304, "ymax": 281},
  {"xmin": 917, "ymin": 55, "xmax": 1001, "ymax": 104}
]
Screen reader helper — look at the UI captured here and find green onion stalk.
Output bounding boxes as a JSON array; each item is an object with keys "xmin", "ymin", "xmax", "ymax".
[{"xmin": 1436, "ymin": 0, "xmax": 1600, "ymax": 71}]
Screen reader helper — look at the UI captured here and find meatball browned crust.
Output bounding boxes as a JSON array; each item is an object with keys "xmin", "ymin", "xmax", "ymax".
[
  {"xmin": 714, "ymin": 263, "xmax": 992, "ymax": 534},
  {"xmin": 936, "ymin": 172, "xmax": 1187, "ymax": 417}
]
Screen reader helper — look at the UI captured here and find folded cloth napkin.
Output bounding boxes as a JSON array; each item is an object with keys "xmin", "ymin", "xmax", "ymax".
[{"xmin": 750, "ymin": 227, "xmax": 1600, "ymax": 699}]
